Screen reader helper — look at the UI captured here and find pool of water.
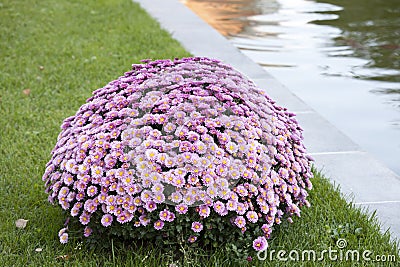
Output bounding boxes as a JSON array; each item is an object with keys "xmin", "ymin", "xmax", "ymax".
[{"xmin": 184, "ymin": 0, "xmax": 400, "ymax": 175}]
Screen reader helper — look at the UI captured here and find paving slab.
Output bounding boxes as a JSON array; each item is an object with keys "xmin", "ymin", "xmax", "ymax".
[
  {"xmin": 133, "ymin": 0, "xmax": 400, "ymax": 242},
  {"xmin": 295, "ymin": 112, "xmax": 361, "ymax": 154},
  {"xmin": 313, "ymin": 152, "xmax": 400, "ymax": 203}
]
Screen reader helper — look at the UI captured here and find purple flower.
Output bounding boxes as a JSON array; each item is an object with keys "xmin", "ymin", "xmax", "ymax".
[
  {"xmin": 115, "ymin": 168, "xmax": 127, "ymax": 180},
  {"xmin": 166, "ymin": 211, "xmax": 176, "ymax": 222},
  {"xmin": 106, "ymin": 195, "xmax": 116, "ymax": 205},
  {"xmin": 188, "ymin": 235, "xmax": 198, "ymax": 243},
  {"xmin": 213, "ymin": 201, "xmax": 226, "ymax": 215},
  {"xmin": 187, "ymin": 175, "xmax": 199, "ymax": 186},
  {"xmin": 101, "ymin": 214, "xmax": 113, "ymax": 227},
  {"xmin": 170, "ymin": 191, "xmax": 183, "ymax": 203},
  {"xmin": 236, "ymin": 185, "xmax": 248, "ymax": 197},
  {"xmin": 234, "ymin": 216, "xmax": 246, "ymax": 228},
  {"xmin": 246, "ymin": 211, "xmax": 259, "ymax": 223},
  {"xmin": 153, "ymin": 192, "xmax": 165, "ymax": 204},
  {"xmin": 175, "ymin": 204, "xmax": 188, "ymax": 215},
  {"xmin": 226, "ymin": 200, "xmax": 238, "ymax": 211},
  {"xmin": 117, "ymin": 212, "xmax": 132, "ymax": 224},
  {"xmin": 215, "ymin": 165, "xmax": 228, "ymax": 177},
  {"xmin": 58, "ymin": 187, "xmax": 69, "ymax": 197},
  {"xmin": 191, "ymin": 221, "xmax": 203, "ymax": 233},
  {"xmin": 226, "ymin": 142, "xmax": 238, "ymax": 154},
  {"xmin": 87, "ymin": 186, "xmax": 98, "ymax": 197},
  {"xmin": 151, "ymin": 183, "xmax": 164, "ymax": 193},
  {"xmin": 262, "ymin": 224, "xmax": 273, "ymax": 238},
  {"xmin": 154, "ymin": 220, "xmax": 164, "ymax": 230},
  {"xmin": 252, "ymin": 236, "xmax": 268, "ymax": 251},
  {"xmin": 71, "ymin": 202, "xmax": 82, "ymax": 216},
  {"xmin": 187, "ymin": 131, "xmax": 200, "ymax": 142},
  {"xmin": 145, "ymin": 149, "xmax": 158, "ymax": 161},
  {"xmin": 278, "ymin": 167, "xmax": 289, "ymax": 179},
  {"xmin": 58, "ymin": 227, "xmax": 68, "ymax": 237},
  {"xmin": 145, "ymin": 201, "xmax": 157, "ymax": 212},
  {"xmin": 133, "ymin": 197, "xmax": 142, "ymax": 206},
  {"xmin": 139, "ymin": 214, "xmax": 150, "ymax": 226},
  {"xmin": 159, "ymin": 209, "xmax": 170, "ymax": 221},
  {"xmin": 84, "ymin": 226, "xmax": 93, "ymax": 237},
  {"xmin": 202, "ymin": 174, "xmax": 214, "ymax": 186},
  {"xmin": 63, "ymin": 173, "xmax": 74, "ymax": 186},
  {"xmin": 59, "ymin": 232, "xmax": 68, "ymax": 244},
  {"xmin": 172, "ymin": 176, "xmax": 185, "ymax": 188},
  {"xmin": 164, "ymin": 123, "xmax": 176, "ymax": 133},
  {"xmin": 79, "ymin": 212, "xmax": 90, "ymax": 225},
  {"xmin": 229, "ymin": 168, "xmax": 240, "ymax": 180},
  {"xmin": 242, "ymin": 169, "xmax": 253, "ymax": 180},
  {"xmin": 198, "ymin": 204, "xmax": 210, "ymax": 218},
  {"xmin": 84, "ymin": 199, "xmax": 97, "ymax": 213},
  {"xmin": 140, "ymin": 190, "xmax": 152, "ymax": 202}
]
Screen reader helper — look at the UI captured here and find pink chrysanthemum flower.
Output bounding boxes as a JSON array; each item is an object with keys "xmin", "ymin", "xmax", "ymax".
[
  {"xmin": 58, "ymin": 227, "xmax": 68, "ymax": 237},
  {"xmin": 101, "ymin": 214, "xmax": 113, "ymax": 227},
  {"xmin": 236, "ymin": 203, "xmax": 247, "ymax": 215},
  {"xmin": 84, "ymin": 226, "xmax": 93, "ymax": 237},
  {"xmin": 198, "ymin": 204, "xmax": 210, "ymax": 218},
  {"xmin": 139, "ymin": 214, "xmax": 150, "ymax": 226},
  {"xmin": 145, "ymin": 201, "xmax": 157, "ymax": 212},
  {"xmin": 252, "ymin": 236, "xmax": 268, "ymax": 252},
  {"xmin": 166, "ymin": 211, "xmax": 176, "ymax": 222},
  {"xmin": 170, "ymin": 191, "xmax": 183, "ymax": 204},
  {"xmin": 117, "ymin": 212, "xmax": 132, "ymax": 224},
  {"xmin": 246, "ymin": 211, "xmax": 259, "ymax": 223},
  {"xmin": 213, "ymin": 201, "xmax": 225, "ymax": 215},
  {"xmin": 79, "ymin": 212, "xmax": 90, "ymax": 225},
  {"xmin": 226, "ymin": 200, "xmax": 238, "ymax": 211},
  {"xmin": 236, "ymin": 185, "xmax": 248, "ymax": 197},
  {"xmin": 188, "ymin": 235, "xmax": 198, "ymax": 243},
  {"xmin": 153, "ymin": 192, "xmax": 166, "ymax": 204},
  {"xmin": 59, "ymin": 232, "xmax": 68, "ymax": 244},
  {"xmin": 191, "ymin": 221, "xmax": 203, "ymax": 233},
  {"xmin": 172, "ymin": 176, "xmax": 185, "ymax": 188},
  {"xmin": 154, "ymin": 220, "xmax": 164, "ymax": 230},
  {"xmin": 175, "ymin": 204, "xmax": 188, "ymax": 215},
  {"xmin": 234, "ymin": 216, "xmax": 246, "ymax": 228},
  {"xmin": 159, "ymin": 209, "xmax": 170, "ymax": 221},
  {"xmin": 84, "ymin": 199, "xmax": 97, "ymax": 213}
]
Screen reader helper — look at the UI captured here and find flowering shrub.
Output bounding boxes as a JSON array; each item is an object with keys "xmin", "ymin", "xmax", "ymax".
[{"xmin": 42, "ymin": 57, "xmax": 313, "ymax": 257}]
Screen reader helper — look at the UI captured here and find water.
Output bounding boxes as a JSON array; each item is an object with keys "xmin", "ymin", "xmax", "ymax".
[{"xmin": 184, "ymin": 0, "xmax": 400, "ymax": 175}]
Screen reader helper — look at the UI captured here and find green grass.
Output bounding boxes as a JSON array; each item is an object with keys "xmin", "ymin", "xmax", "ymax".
[{"xmin": 0, "ymin": 0, "xmax": 398, "ymax": 266}]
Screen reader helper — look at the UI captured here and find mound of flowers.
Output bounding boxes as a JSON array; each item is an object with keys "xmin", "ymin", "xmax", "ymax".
[{"xmin": 42, "ymin": 57, "xmax": 313, "ymax": 255}]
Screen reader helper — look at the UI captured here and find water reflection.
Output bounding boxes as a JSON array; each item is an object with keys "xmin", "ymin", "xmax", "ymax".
[
  {"xmin": 185, "ymin": 0, "xmax": 400, "ymax": 175},
  {"xmin": 185, "ymin": 0, "xmax": 400, "ymax": 98},
  {"xmin": 181, "ymin": 0, "xmax": 261, "ymax": 36},
  {"xmin": 314, "ymin": 0, "xmax": 400, "ymax": 83}
]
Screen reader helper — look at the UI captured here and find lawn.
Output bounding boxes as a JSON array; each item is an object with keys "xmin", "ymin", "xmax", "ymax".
[{"xmin": 0, "ymin": 0, "xmax": 398, "ymax": 266}]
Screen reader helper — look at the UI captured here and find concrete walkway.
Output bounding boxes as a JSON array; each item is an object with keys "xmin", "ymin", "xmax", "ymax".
[{"xmin": 133, "ymin": 0, "xmax": 400, "ymax": 242}]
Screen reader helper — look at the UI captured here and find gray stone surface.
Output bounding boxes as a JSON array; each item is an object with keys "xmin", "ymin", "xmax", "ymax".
[
  {"xmin": 133, "ymin": 0, "xmax": 400, "ymax": 241},
  {"xmin": 295, "ymin": 112, "xmax": 361, "ymax": 154},
  {"xmin": 312, "ymin": 152, "xmax": 400, "ymax": 202}
]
